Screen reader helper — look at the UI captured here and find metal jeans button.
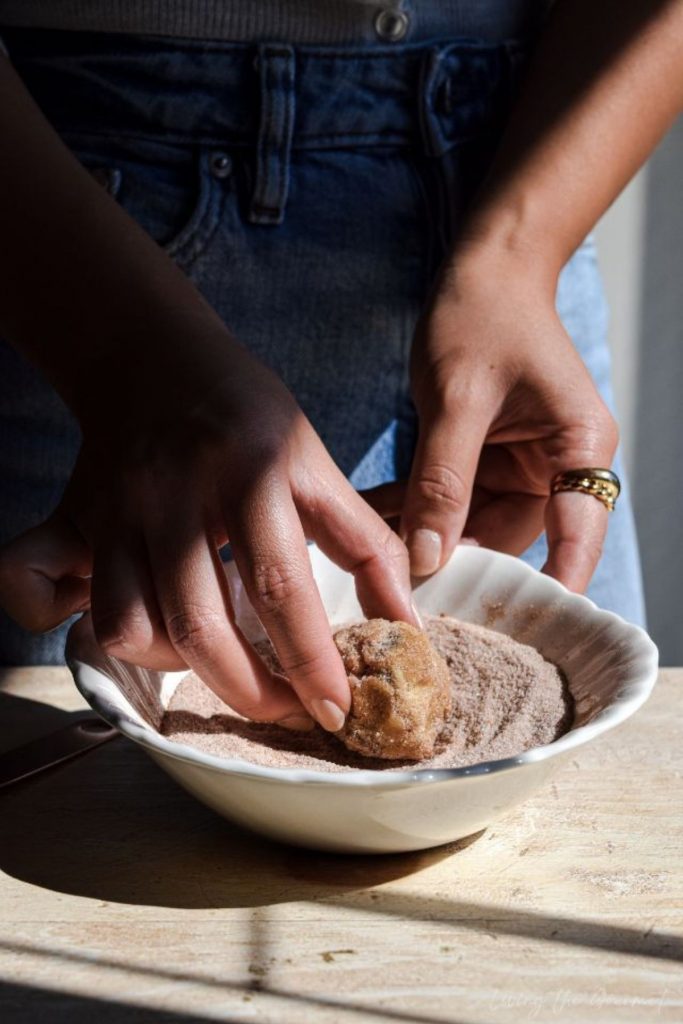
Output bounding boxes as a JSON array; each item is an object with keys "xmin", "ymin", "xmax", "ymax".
[
  {"xmin": 374, "ymin": 8, "xmax": 409, "ymax": 43},
  {"xmin": 210, "ymin": 152, "xmax": 232, "ymax": 178}
]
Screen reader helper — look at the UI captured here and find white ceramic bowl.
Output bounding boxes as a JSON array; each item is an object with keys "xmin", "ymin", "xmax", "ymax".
[{"xmin": 67, "ymin": 545, "xmax": 658, "ymax": 854}]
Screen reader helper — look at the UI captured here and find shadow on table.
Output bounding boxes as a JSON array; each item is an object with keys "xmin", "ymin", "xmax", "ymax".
[
  {"xmin": 0, "ymin": 690, "xmax": 474, "ymax": 908},
  {"xmin": 1, "ymin": 691, "xmax": 681, "ymax": 970},
  {"xmin": 0, "ymin": 979, "xmax": 211, "ymax": 1024},
  {"xmin": 0, "ymin": 971, "xmax": 473, "ymax": 1024}
]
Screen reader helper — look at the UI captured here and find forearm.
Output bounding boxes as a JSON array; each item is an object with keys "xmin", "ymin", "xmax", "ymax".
[
  {"xmin": 456, "ymin": 0, "xmax": 683, "ymax": 279},
  {"xmin": 0, "ymin": 54, "xmax": 230, "ymax": 421}
]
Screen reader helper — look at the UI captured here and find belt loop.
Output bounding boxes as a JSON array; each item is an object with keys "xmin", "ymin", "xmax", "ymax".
[
  {"xmin": 248, "ymin": 42, "xmax": 296, "ymax": 226},
  {"xmin": 418, "ymin": 44, "xmax": 448, "ymax": 159}
]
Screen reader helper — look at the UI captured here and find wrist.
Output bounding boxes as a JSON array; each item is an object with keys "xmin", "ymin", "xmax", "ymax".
[
  {"xmin": 68, "ymin": 302, "xmax": 237, "ymax": 430},
  {"xmin": 446, "ymin": 191, "xmax": 571, "ymax": 293},
  {"xmin": 434, "ymin": 218, "xmax": 560, "ymax": 311}
]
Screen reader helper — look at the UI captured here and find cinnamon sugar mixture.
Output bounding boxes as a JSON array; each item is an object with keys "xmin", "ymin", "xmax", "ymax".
[{"xmin": 160, "ymin": 615, "xmax": 574, "ymax": 771}]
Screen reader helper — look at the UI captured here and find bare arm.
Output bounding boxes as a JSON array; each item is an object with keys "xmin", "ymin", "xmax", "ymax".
[
  {"xmin": 462, "ymin": 0, "xmax": 683, "ymax": 276},
  {"xmin": 381, "ymin": 0, "xmax": 683, "ymax": 590},
  {"xmin": 0, "ymin": 54, "xmax": 416, "ymax": 724},
  {"xmin": 0, "ymin": 52, "xmax": 249, "ymax": 419}
]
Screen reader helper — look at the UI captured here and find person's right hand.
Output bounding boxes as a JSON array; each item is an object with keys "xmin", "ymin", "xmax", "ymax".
[
  {"xmin": 0, "ymin": 326, "xmax": 417, "ymax": 732},
  {"xmin": 0, "ymin": 50, "xmax": 416, "ymax": 730}
]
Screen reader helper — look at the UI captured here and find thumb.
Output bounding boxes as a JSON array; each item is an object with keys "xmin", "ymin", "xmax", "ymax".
[
  {"xmin": 0, "ymin": 513, "xmax": 92, "ymax": 632},
  {"xmin": 400, "ymin": 392, "xmax": 491, "ymax": 576}
]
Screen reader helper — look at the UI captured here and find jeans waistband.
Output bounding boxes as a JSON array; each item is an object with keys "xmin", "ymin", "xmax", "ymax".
[
  {"xmin": 5, "ymin": 28, "xmax": 528, "ymax": 150},
  {"xmin": 4, "ymin": 28, "xmax": 529, "ymax": 225}
]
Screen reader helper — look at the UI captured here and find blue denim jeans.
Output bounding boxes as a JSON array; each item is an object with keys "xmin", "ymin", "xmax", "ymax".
[{"xmin": 0, "ymin": 28, "xmax": 645, "ymax": 664}]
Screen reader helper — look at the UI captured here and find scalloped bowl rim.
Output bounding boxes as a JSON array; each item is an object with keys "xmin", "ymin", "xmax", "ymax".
[{"xmin": 69, "ymin": 546, "xmax": 659, "ymax": 789}]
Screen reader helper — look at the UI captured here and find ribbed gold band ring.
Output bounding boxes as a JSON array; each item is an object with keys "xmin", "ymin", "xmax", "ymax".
[{"xmin": 550, "ymin": 468, "xmax": 621, "ymax": 512}]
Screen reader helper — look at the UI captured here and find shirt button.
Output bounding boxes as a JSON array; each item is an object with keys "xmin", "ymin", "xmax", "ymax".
[{"xmin": 374, "ymin": 8, "xmax": 410, "ymax": 42}]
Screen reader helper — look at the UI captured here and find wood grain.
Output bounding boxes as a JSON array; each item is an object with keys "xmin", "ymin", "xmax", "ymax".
[{"xmin": 0, "ymin": 667, "xmax": 681, "ymax": 1023}]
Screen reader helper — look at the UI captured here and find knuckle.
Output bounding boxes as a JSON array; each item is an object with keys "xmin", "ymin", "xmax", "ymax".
[
  {"xmin": 599, "ymin": 409, "xmax": 619, "ymax": 454},
  {"xmin": 364, "ymin": 522, "xmax": 410, "ymax": 575},
  {"xmin": 415, "ymin": 462, "xmax": 469, "ymax": 514},
  {"xmin": 165, "ymin": 606, "xmax": 225, "ymax": 657},
  {"xmin": 346, "ymin": 522, "xmax": 410, "ymax": 583},
  {"xmin": 439, "ymin": 374, "xmax": 489, "ymax": 412},
  {"xmin": 248, "ymin": 433, "xmax": 287, "ymax": 467},
  {"xmin": 231, "ymin": 698, "xmax": 273, "ymax": 722},
  {"xmin": 420, "ymin": 362, "xmax": 497, "ymax": 417},
  {"xmin": 231, "ymin": 434, "xmax": 288, "ymax": 487},
  {"xmin": 560, "ymin": 404, "xmax": 619, "ymax": 464},
  {"xmin": 250, "ymin": 561, "xmax": 308, "ymax": 613},
  {"xmin": 279, "ymin": 647, "xmax": 330, "ymax": 683},
  {"xmin": 377, "ymin": 522, "xmax": 410, "ymax": 565}
]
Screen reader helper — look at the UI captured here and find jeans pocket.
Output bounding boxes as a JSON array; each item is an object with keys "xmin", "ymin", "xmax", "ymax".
[{"xmin": 61, "ymin": 133, "xmax": 226, "ymax": 270}]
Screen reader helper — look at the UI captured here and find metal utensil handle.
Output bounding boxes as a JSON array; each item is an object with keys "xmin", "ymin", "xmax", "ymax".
[{"xmin": 0, "ymin": 717, "xmax": 119, "ymax": 789}]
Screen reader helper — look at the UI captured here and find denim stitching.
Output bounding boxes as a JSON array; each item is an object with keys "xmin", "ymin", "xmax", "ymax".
[
  {"xmin": 59, "ymin": 123, "xmax": 497, "ymax": 152},
  {"xmin": 126, "ymin": 33, "xmax": 515, "ymax": 60},
  {"xmin": 75, "ymin": 145, "xmax": 224, "ymax": 271},
  {"xmin": 170, "ymin": 151, "xmax": 226, "ymax": 269}
]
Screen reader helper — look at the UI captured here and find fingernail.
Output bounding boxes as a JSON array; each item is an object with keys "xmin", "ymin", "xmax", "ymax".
[
  {"xmin": 411, "ymin": 598, "xmax": 424, "ymax": 629},
  {"xmin": 459, "ymin": 537, "xmax": 480, "ymax": 547},
  {"xmin": 407, "ymin": 529, "xmax": 442, "ymax": 576},
  {"xmin": 276, "ymin": 714, "xmax": 316, "ymax": 733},
  {"xmin": 310, "ymin": 698, "xmax": 346, "ymax": 732}
]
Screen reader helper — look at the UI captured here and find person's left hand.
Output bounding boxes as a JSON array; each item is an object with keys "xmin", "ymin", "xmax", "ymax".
[{"xmin": 362, "ymin": 249, "xmax": 618, "ymax": 593}]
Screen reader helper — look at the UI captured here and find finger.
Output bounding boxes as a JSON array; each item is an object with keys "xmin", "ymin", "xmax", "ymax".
[
  {"xmin": 91, "ymin": 535, "xmax": 186, "ymax": 670},
  {"xmin": 226, "ymin": 470, "xmax": 352, "ymax": 731},
  {"xmin": 144, "ymin": 497, "xmax": 307, "ymax": 723},
  {"xmin": 465, "ymin": 492, "xmax": 547, "ymax": 555},
  {"xmin": 400, "ymin": 389, "xmax": 493, "ymax": 576},
  {"xmin": 297, "ymin": 469, "xmax": 418, "ymax": 627},
  {"xmin": 0, "ymin": 513, "xmax": 92, "ymax": 632},
  {"xmin": 542, "ymin": 490, "xmax": 609, "ymax": 593}
]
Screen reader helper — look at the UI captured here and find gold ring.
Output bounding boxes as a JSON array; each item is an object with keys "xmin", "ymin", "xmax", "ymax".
[{"xmin": 550, "ymin": 468, "xmax": 621, "ymax": 512}]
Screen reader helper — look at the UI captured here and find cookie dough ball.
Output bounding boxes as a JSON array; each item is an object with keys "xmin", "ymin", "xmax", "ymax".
[{"xmin": 333, "ymin": 618, "xmax": 452, "ymax": 760}]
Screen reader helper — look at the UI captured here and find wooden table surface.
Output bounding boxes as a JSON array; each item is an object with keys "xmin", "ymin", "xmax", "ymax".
[{"xmin": 0, "ymin": 666, "xmax": 681, "ymax": 1024}]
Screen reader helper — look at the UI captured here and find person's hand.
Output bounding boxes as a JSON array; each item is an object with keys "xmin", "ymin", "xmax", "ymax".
[
  {"xmin": 0, "ymin": 327, "xmax": 417, "ymax": 731},
  {"xmin": 363, "ymin": 250, "xmax": 618, "ymax": 592}
]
